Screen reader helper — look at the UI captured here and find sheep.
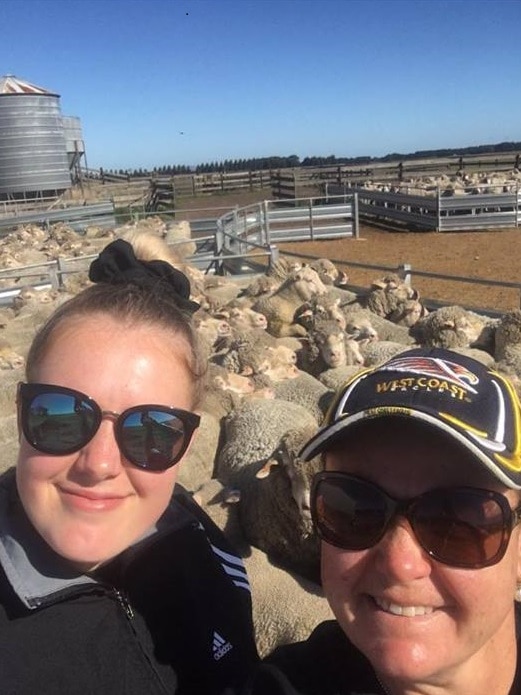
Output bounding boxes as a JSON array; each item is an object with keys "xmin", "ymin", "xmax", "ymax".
[
  {"xmin": 211, "ymin": 329, "xmax": 296, "ymax": 375},
  {"xmin": 388, "ymin": 297, "xmax": 428, "ymax": 327},
  {"xmin": 235, "ymin": 425, "xmax": 323, "ymax": 580},
  {"xmin": 361, "ymin": 274, "xmax": 423, "ymax": 319},
  {"xmin": 238, "ymin": 274, "xmax": 282, "ymax": 300},
  {"xmin": 343, "ymin": 307, "xmax": 417, "ymax": 345},
  {"xmin": 0, "ymin": 347, "xmax": 25, "ymax": 370},
  {"xmin": 293, "ymin": 295, "xmax": 347, "ymax": 332},
  {"xmin": 200, "ymin": 364, "xmax": 275, "ymax": 420},
  {"xmin": 215, "ymin": 399, "xmax": 317, "ymax": 485},
  {"xmin": 298, "ymin": 320, "xmax": 364, "ymax": 376},
  {"xmin": 244, "ymin": 545, "xmax": 333, "ymax": 658},
  {"xmin": 226, "ymin": 306, "xmax": 268, "ymax": 332},
  {"xmin": 208, "ymin": 364, "xmax": 256, "ymax": 395},
  {"xmin": 176, "ymin": 410, "xmax": 221, "ymax": 492},
  {"xmin": 266, "ymin": 257, "xmax": 303, "ymax": 282},
  {"xmin": 308, "ymin": 258, "xmax": 340, "ymax": 286},
  {"xmin": 252, "ymin": 266, "xmax": 327, "ymax": 337},
  {"xmin": 412, "ymin": 305, "xmax": 497, "ymax": 353},
  {"xmin": 318, "ymin": 364, "xmax": 366, "ymax": 391},
  {"xmin": 360, "ymin": 340, "xmax": 410, "ymax": 366},
  {"xmin": 493, "ymin": 310, "xmax": 521, "ymax": 380},
  {"xmin": 193, "ymin": 311, "xmax": 232, "ymax": 356},
  {"xmin": 272, "ymin": 371, "xmax": 334, "ymax": 423}
]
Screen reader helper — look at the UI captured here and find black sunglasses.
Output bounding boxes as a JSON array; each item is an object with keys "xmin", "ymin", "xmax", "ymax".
[
  {"xmin": 17, "ymin": 383, "xmax": 200, "ymax": 471},
  {"xmin": 311, "ymin": 472, "xmax": 521, "ymax": 569}
]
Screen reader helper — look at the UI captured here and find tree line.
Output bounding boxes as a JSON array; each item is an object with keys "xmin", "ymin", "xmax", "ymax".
[{"xmin": 102, "ymin": 141, "xmax": 521, "ymax": 178}]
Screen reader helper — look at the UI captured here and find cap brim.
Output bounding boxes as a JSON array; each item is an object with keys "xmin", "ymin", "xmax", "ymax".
[{"xmin": 300, "ymin": 408, "xmax": 521, "ymax": 490}]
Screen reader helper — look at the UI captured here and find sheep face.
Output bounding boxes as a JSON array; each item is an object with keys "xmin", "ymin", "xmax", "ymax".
[{"xmin": 315, "ymin": 331, "xmax": 347, "ymax": 369}]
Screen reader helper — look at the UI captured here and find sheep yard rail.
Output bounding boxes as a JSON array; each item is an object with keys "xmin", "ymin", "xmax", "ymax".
[{"xmin": 325, "ymin": 184, "xmax": 521, "ymax": 232}]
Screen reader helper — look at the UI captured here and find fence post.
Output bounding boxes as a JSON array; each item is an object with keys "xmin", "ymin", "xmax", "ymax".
[
  {"xmin": 268, "ymin": 244, "xmax": 279, "ymax": 270},
  {"xmin": 309, "ymin": 198, "xmax": 314, "ymax": 241},
  {"xmin": 436, "ymin": 186, "xmax": 441, "ymax": 232},
  {"xmin": 214, "ymin": 223, "xmax": 224, "ymax": 276},
  {"xmin": 398, "ymin": 263, "xmax": 412, "ymax": 286},
  {"xmin": 353, "ymin": 193, "xmax": 359, "ymax": 239},
  {"xmin": 262, "ymin": 200, "xmax": 271, "ymax": 245},
  {"xmin": 514, "ymin": 181, "xmax": 519, "ymax": 229},
  {"xmin": 48, "ymin": 260, "xmax": 60, "ymax": 290}
]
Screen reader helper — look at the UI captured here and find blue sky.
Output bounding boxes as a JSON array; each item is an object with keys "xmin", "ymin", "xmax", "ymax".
[{"xmin": 2, "ymin": 0, "xmax": 520, "ymax": 171}]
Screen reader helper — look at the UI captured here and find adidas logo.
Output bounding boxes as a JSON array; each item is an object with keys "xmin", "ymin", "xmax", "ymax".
[{"xmin": 212, "ymin": 631, "xmax": 233, "ymax": 660}]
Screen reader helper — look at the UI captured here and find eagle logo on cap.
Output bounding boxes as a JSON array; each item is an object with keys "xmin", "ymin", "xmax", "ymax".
[{"xmin": 380, "ymin": 355, "xmax": 480, "ymax": 394}]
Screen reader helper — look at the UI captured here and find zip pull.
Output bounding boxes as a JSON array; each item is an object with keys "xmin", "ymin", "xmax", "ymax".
[{"xmin": 114, "ymin": 589, "xmax": 134, "ymax": 619}]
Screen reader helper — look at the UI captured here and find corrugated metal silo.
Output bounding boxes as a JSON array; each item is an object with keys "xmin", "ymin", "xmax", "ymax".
[
  {"xmin": 0, "ymin": 75, "xmax": 72, "ymax": 198},
  {"xmin": 62, "ymin": 115, "xmax": 85, "ymax": 169}
]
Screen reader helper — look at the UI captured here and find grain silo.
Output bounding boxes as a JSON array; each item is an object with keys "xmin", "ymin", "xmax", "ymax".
[
  {"xmin": 62, "ymin": 115, "xmax": 86, "ymax": 184},
  {"xmin": 0, "ymin": 75, "xmax": 72, "ymax": 200}
]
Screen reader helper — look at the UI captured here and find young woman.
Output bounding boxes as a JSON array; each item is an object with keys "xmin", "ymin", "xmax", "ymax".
[
  {"xmin": 253, "ymin": 347, "xmax": 521, "ymax": 695},
  {"xmin": 0, "ymin": 239, "xmax": 258, "ymax": 694}
]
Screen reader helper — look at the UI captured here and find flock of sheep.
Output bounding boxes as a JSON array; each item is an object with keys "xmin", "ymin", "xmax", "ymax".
[
  {"xmin": 361, "ymin": 168, "xmax": 521, "ymax": 196},
  {"xmin": 2, "ymin": 209, "xmax": 521, "ymax": 656}
]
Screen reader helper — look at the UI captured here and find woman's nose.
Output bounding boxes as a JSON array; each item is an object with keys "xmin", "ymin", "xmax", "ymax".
[
  {"xmin": 372, "ymin": 518, "xmax": 433, "ymax": 582},
  {"xmin": 70, "ymin": 420, "xmax": 124, "ymax": 482}
]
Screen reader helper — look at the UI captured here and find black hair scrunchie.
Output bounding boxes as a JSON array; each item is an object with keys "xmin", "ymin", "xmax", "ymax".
[{"xmin": 88, "ymin": 239, "xmax": 200, "ymax": 314}]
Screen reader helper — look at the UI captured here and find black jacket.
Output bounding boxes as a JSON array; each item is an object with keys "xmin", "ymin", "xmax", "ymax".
[
  {"xmin": 251, "ymin": 606, "xmax": 521, "ymax": 695},
  {"xmin": 0, "ymin": 469, "xmax": 258, "ymax": 694}
]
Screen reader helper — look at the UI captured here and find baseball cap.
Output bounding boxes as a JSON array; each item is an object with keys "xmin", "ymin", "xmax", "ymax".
[{"xmin": 300, "ymin": 347, "xmax": 521, "ymax": 489}]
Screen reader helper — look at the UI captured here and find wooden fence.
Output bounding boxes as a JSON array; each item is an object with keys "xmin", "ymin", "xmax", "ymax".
[{"xmin": 78, "ymin": 151, "xmax": 521, "ymax": 205}]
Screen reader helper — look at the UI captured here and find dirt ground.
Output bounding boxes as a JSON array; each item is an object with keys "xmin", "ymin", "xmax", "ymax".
[
  {"xmin": 177, "ymin": 189, "xmax": 521, "ymax": 315},
  {"xmin": 279, "ymin": 224, "xmax": 521, "ymax": 314}
]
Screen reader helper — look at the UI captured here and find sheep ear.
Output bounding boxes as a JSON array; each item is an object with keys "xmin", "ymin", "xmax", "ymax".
[
  {"xmin": 256, "ymin": 458, "xmax": 279, "ymax": 479},
  {"xmin": 442, "ymin": 320, "xmax": 456, "ymax": 329},
  {"xmin": 239, "ymin": 366, "xmax": 253, "ymax": 376},
  {"xmin": 223, "ymin": 487, "xmax": 241, "ymax": 504}
]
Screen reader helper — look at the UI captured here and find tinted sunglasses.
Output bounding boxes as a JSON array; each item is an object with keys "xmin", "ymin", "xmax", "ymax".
[
  {"xmin": 311, "ymin": 472, "xmax": 521, "ymax": 569},
  {"xmin": 17, "ymin": 383, "xmax": 200, "ymax": 471}
]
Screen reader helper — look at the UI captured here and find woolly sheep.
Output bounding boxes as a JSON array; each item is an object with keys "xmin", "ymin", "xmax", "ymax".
[
  {"xmin": 215, "ymin": 399, "xmax": 317, "ymax": 484},
  {"xmin": 252, "ymin": 266, "xmax": 327, "ymax": 337},
  {"xmin": 236, "ymin": 425, "xmax": 323, "ymax": 580},
  {"xmin": 318, "ymin": 364, "xmax": 366, "ymax": 391},
  {"xmin": 176, "ymin": 410, "xmax": 221, "ymax": 492},
  {"xmin": 360, "ymin": 340, "xmax": 410, "ymax": 366},
  {"xmin": 298, "ymin": 320, "xmax": 364, "ymax": 377},
  {"xmin": 493, "ymin": 310, "xmax": 521, "ymax": 380},
  {"xmin": 412, "ymin": 305, "xmax": 497, "ymax": 353},
  {"xmin": 272, "ymin": 370, "xmax": 334, "ymax": 423}
]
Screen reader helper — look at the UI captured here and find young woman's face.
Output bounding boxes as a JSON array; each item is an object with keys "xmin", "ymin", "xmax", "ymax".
[
  {"xmin": 16, "ymin": 314, "xmax": 196, "ymax": 571},
  {"xmin": 321, "ymin": 419, "xmax": 521, "ymax": 691}
]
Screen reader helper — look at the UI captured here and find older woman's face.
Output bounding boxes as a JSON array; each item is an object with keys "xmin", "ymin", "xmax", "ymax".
[
  {"xmin": 322, "ymin": 419, "xmax": 521, "ymax": 689},
  {"xmin": 16, "ymin": 314, "xmax": 196, "ymax": 571}
]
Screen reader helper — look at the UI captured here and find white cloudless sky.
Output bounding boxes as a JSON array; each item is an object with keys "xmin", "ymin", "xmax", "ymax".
[{"xmin": 2, "ymin": 0, "xmax": 520, "ymax": 170}]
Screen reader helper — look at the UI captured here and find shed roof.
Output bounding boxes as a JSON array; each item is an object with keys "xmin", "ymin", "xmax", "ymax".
[{"xmin": 0, "ymin": 75, "xmax": 58, "ymax": 96}]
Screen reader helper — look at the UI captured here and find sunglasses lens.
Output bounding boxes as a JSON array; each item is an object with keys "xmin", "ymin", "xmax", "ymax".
[
  {"xmin": 412, "ymin": 489, "xmax": 509, "ymax": 568},
  {"xmin": 313, "ymin": 476, "xmax": 390, "ymax": 550},
  {"xmin": 24, "ymin": 390, "xmax": 97, "ymax": 454},
  {"xmin": 119, "ymin": 409, "xmax": 189, "ymax": 470}
]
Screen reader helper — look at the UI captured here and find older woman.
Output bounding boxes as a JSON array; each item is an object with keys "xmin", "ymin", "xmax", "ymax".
[
  {"xmin": 0, "ymin": 239, "xmax": 258, "ymax": 694},
  {"xmin": 253, "ymin": 347, "xmax": 521, "ymax": 695}
]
